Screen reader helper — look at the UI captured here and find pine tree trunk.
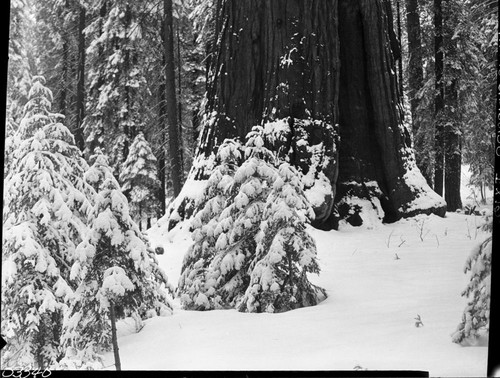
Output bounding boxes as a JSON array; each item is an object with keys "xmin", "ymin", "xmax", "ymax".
[
  {"xmin": 60, "ymin": 38, "xmax": 68, "ymax": 118},
  {"xmin": 434, "ymin": 0, "xmax": 445, "ymax": 196},
  {"xmin": 172, "ymin": 0, "xmax": 445, "ymax": 230},
  {"xmin": 164, "ymin": 0, "xmax": 183, "ymax": 197},
  {"xmin": 177, "ymin": 26, "xmax": 185, "ymax": 177},
  {"xmin": 405, "ymin": 0, "xmax": 429, "ymax": 183},
  {"xmin": 109, "ymin": 302, "xmax": 121, "ymax": 371},
  {"xmin": 75, "ymin": 5, "xmax": 86, "ymax": 152},
  {"xmin": 443, "ymin": 7, "xmax": 462, "ymax": 212},
  {"xmin": 158, "ymin": 81, "xmax": 167, "ymax": 217},
  {"xmin": 444, "ymin": 116, "xmax": 462, "ymax": 211}
]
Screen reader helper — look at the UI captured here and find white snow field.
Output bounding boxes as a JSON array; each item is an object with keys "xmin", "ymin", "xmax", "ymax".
[{"xmin": 103, "ymin": 169, "xmax": 491, "ymax": 376}]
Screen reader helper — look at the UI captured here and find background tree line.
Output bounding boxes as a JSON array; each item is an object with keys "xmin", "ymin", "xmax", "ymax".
[{"xmin": 5, "ymin": 0, "xmax": 497, "ymax": 226}]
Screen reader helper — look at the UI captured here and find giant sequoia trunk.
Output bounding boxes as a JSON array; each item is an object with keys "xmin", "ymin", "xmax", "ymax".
[
  {"xmin": 169, "ymin": 0, "xmax": 446, "ymax": 230},
  {"xmin": 336, "ymin": 0, "xmax": 445, "ymax": 225},
  {"xmin": 195, "ymin": 0, "xmax": 340, "ymax": 227}
]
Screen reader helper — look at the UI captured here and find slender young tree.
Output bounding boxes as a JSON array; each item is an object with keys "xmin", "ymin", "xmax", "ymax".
[
  {"xmin": 119, "ymin": 131, "xmax": 161, "ymax": 230},
  {"xmin": 1, "ymin": 77, "xmax": 92, "ymax": 369},
  {"xmin": 61, "ymin": 149, "xmax": 172, "ymax": 368}
]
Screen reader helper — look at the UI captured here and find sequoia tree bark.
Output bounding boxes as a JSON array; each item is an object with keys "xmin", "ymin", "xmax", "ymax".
[
  {"xmin": 337, "ymin": 0, "xmax": 445, "ymax": 225},
  {"xmin": 195, "ymin": 0, "xmax": 340, "ymax": 227},
  {"xmin": 169, "ymin": 0, "xmax": 446, "ymax": 230}
]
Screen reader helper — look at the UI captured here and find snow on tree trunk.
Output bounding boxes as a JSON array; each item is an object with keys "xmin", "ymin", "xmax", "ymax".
[{"xmin": 166, "ymin": 0, "xmax": 445, "ymax": 231}]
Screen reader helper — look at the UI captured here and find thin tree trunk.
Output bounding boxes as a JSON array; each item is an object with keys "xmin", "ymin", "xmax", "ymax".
[
  {"xmin": 405, "ymin": 0, "xmax": 429, "ymax": 184},
  {"xmin": 164, "ymin": 0, "xmax": 183, "ymax": 197},
  {"xmin": 177, "ymin": 24, "xmax": 184, "ymax": 178},
  {"xmin": 434, "ymin": 0, "xmax": 445, "ymax": 196},
  {"xmin": 158, "ymin": 79, "xmax": 167, "ymax": 217},
  {"xmin": 75, "ymin": 5, "xmax": 86, "ymax": 152},
  {"xmin": 109, "ymin": 302, "xmax": 121, "ymax": 371},
  {"xmin": 443, "ymin": 81, "xmax": 462, "ymax": 211},
  {"xmin": 443, "ymin": 4, "xmax": 462, "ymax": 211},
  {"xmin": 60, "ymin": 38, "xmax": 68, "ymax": 118}
]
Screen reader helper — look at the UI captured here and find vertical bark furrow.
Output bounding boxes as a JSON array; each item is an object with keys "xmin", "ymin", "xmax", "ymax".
[
  {"xmin": 182, "ymin": 0, "xmax": 445, "ymax": 231},
  {"xmin": 337, "ymin": 0, "xmax": 446, "ymax": 224}
]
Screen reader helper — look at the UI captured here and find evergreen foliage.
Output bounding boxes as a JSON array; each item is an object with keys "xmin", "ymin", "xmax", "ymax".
[
  {"xmin": 83, "ymin": 1, "xmax": 148, "ymax": 174},
  {"xmin": 1, "ymin": 78, "xmax": 92, "ymax": 369},
  {"xmin": 60, "ymin": 149, "xmax": 172, "ymax": 368},
  {"xmin": 238, "ymin": 162, "xmax": 326, "ymax": 313},
  {"xmin": 178, "ymin": 126, "xmax": 326, "ymax": 313},
  {"xmin": 119, "ymin": 131, "xmax": 160, "ymax": 228},
  {"xmin": 452, "ymin": 236, "xmax": 492, "ymax": 344},
  {"xmin": 7, "ymin": 0, "xmax": 33, "ymax": 126},
  {"xmin": 178, "ymin": 138, "xmax": 243, "ymax": 309},
  {"xmin": 411, "ymin": 0, "xmax": 497, "ymax": 194}
]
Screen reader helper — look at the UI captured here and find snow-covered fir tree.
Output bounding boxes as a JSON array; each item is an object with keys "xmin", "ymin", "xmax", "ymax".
[
  {"xmin": 198, "ymin": 128, "xmax": 279, "ymax": 309},
  {"xmin": 1, "ymin": 77, "xmax": 92, "ymax": 369},
  {"xmin": 83, "ymin": 1, "xmax": 149, "ymax": 175},
  {"xmin": 178, "ymin": 126, "xmax": 326, "ymax": 313},
  {"xmin": 238, "ymin": 162, "xmax": 326, "ymax": 313},
  {"xmin": 60, "ymin": 149, "xmax": 172, "ymax": 368},
  {"xmin": 178, "ymin": 138, "xmax": 242, "ymax": 310},
  {"xmin": 119, "ymin": 131, "xmax": 160, "ymax": 230},
  {"xmin": 452, "ymin": 235, "xmax": 492, "ymax": 344}
]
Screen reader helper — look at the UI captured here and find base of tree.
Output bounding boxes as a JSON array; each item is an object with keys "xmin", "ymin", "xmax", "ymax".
[{"xmin": 165, "ymin": 158, "xmax": 447, "ymax": 232}]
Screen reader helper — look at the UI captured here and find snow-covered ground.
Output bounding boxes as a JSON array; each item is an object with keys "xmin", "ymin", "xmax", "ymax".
[{"xmin": 103, "ymin": 166, "xmax": 491, "ymax": 376}]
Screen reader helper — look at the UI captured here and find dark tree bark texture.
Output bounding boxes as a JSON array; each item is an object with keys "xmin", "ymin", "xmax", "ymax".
[
  {"xmin": 164, "ymin": 0, "xmax": 183, "ymax": 197},
  {"xmin": 405, "ymin": 0, "xmax": 430, "ymax": 184},
  {"xmin": 443, "ymin": 82, "xmax": 462, "ymax": 211},
  {"xmin": 406, "ymin": 0, "xmax": 424, "ymax": 133},
  {"xmin": 195, "ymin": 0, "xmax": 340, "ymax": 227},
  {"xmin": 75, "ymin": 5, "xmax": 86, "ymax": 152},
  {"xmin": 395, "ymin": 0, "xmax": 404, "ymax": 96},
  {"xmin": 109, "ymin": 302, "xmax": 122, "ymax": 371},
  {"xmin": 337, "ymin": 0, "xmax": 445, "ymax": 224},
  {"xmin": 443, "ymin": 7, "xmax": 462, "ymax": 211},
  {"xmin": 434, "ymin": 0, "xmax": 445, "ymax": 196},
  {"xmin": 170, "ymin": 0, "xmax": 446, "ymax": 230}
]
